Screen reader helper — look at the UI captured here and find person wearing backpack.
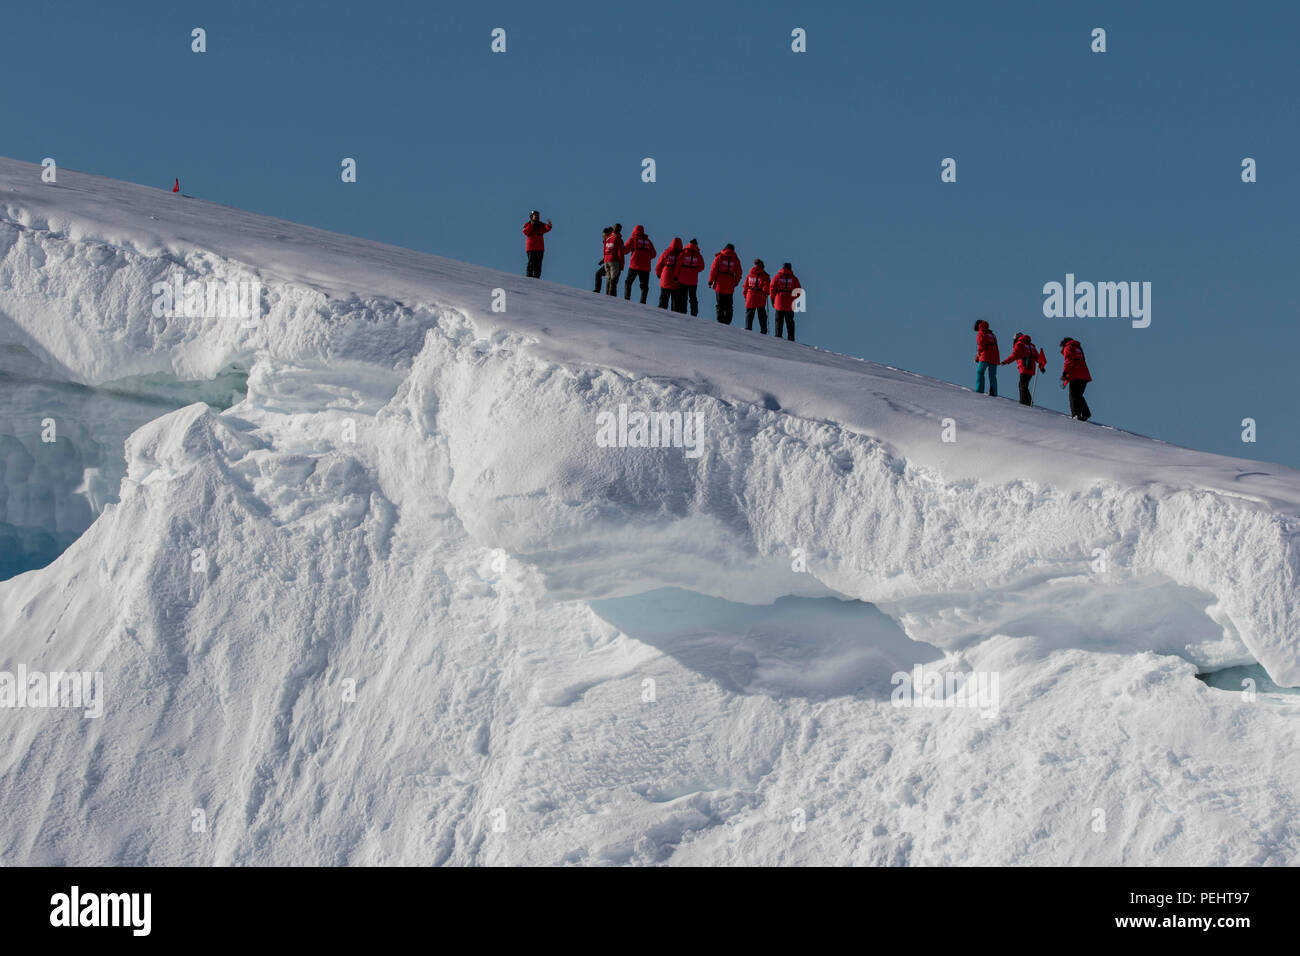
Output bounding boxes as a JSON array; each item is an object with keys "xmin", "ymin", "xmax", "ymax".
[
  {"xmin": 708, "ymin": 243, "xmax": 743, "ymax": 325},
  {"xmin": 1060, "ymin": 337, "xmax": 1093, "ymax": 421},
  {"xmin": 595, "ymin": 227, "xmax": 613, "ymax": 292},
  {"xmin": 769, "ymin": 263, "xmax": 801, "ymax": 341},
  {"xmin": 655, "ymin": 238, "xmax": 684, "ymax": 310},
  {"xmin": 742, "ymin": 260, "xmax": 770, "ymax": 333},
  {"xmin": 602, "ymin": 223, "xmax": 625, "ymax": 295},
  {"xmin": 674, "ymin": 238, "xmax": 706, "ymax": 315},
  {"xmin": 973, "ymin": 320, "xmax": 1000, "ymax": 396},
  {"xmin": 622, "ymin": 225, "xmax": 656, "ymax": 303},
  {"xmin": 1000, "ymin": 332, "xmax": 1047, "ymax": 406}
]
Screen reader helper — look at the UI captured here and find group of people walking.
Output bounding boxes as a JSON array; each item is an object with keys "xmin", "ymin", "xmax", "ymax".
[
  {"xmin": 973, "ymin": 320, "xmax": 1094, "ymax": 421},
  {"xmin": 597, "ymin": 223, "xmax": 802, "ymax": 341},
  {"xmin": 522, "ymin": 212, "xmax": 803, "ymax": 341},
  {"xmin": 524, "ymin": 212, "xmax": 1096, "ymax": 420}
]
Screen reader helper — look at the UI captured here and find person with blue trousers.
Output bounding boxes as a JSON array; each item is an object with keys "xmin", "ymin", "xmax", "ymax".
[{"xmin": 973, "ymin": 319, "xmax": 1000, "ymax": 396}]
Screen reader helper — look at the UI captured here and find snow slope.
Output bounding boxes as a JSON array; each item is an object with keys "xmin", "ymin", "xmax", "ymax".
[{"xmin": 0, "ymin": 157, "xmax": 1297, "ymax": 866}]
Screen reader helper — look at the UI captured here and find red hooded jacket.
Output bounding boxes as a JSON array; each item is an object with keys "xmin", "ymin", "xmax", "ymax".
[
  {"xmin": 1061, "ymin": 339, "xmax": 1092, "ymax": 382},
  {"xmin": 674, "ymin": 241, "xmax": 706, "ymax": 287},
  {"xmin": 1002, "ymin": 335, "xmax": 1046, "ymax": 376},
  {"xmin": 769, "ymin": 267, "xmax": 801, "ymax": 311},
  {"xmin": 624, "ymin": 226, "xmax": 655, "ymax": 271},
  {"xmin": 602, "ymin": 230, "xmax": 625, "ymax": 264},
  {"xmin": 656, "ymin": 238, "xmax": 684, "ymax": 290},
  {"xmin": 522, "ymin": 219, "xmax": 551, "ymax": 251},
  {"xmin": 974, "ymin": 320, "xmax": 1000, "ymax": 364},
  {"xmin": 708, "ymin": 248, "xmax": 743, "ymax": 294},
  {"xmin": 743, "ymin": 267, "xmax": 770, "ymax": 308}
]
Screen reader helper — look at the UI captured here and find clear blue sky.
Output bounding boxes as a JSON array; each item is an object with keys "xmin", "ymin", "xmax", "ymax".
[{"xmin": 5, "ymin": 0, "xmax": 1298, "ymax": 465}]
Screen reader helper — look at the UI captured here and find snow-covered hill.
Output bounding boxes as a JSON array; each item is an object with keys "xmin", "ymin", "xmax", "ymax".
[{"xmin": 1, "ymin": 157, "xmax": 1297, "ymax": 865}]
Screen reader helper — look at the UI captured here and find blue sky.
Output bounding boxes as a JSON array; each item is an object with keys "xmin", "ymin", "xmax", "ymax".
[{"xmin": 5, "ymin": 0, "xmax": 1298, "ymax": 465}]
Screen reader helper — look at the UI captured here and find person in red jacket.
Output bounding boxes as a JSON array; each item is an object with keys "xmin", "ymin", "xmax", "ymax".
[
  {"xmin": 1059, "ymin": 337, "xmax": 1093, "ymax": 421},
  {"xmin": 674, "ymin": 238, "xmax": 706, "ymax": 315},
  {"xmin": 708, "ymin": 243, "xmax": 743, "ymax": 325},
  {"xmin": 769, "ymin": 263, "xmax": 801, "ymax": 341},
  {"xmin": 1000, "ymin": 332, "xmax": 1047, "ymax": 406},
  {"xmin": 622, "ymin": 225, "xmax": 656, "ymax": 303},
  {"xmin": 742, "ymin": 260, "xmax": 770, "ymax": 333},
  {"xmin": 973, "ymin": 319, "xmax": 1000, "ymax": 396},
  {"xmin": 601, "ymin": 223, "xmax": 625, "ymax": 296},
  {"xmin": 522, "ymin": 210, "xmax": 552, "ymax": 278},
  {"xmin": 655, "ymin": 238, "xmax": 683, "ymax": 310},
  {"xmin": 594, "ymin": 227, "xmax": 613, "ymax": 292}
]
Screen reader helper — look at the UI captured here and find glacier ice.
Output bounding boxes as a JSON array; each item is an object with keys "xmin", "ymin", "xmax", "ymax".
[{"xmin": 0, "ymin": 157, "xmax": 1298, "ymax": 866}]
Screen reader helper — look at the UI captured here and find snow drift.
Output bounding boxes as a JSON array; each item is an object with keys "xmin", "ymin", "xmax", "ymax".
[{"xmin": 1, "ymin": 157, "xmax": 1297, "ymax": 866}]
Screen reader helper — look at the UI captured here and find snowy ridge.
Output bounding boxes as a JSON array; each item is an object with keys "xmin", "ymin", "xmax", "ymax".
[{"xmin": 1, "ymin": 157, "xmax": 1299, "ymax": 865}]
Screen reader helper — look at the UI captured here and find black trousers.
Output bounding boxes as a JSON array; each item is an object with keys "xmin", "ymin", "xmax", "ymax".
[
  {"xmin": 745, "ymin": 306, "xmax": 768, "ymax": 334},
  {"xmin": 775, "ymin": 310, "xmax": 795, "ymax": 341},
  {"xmin": 526, "ymin": 250, "xmax": 544, "ymax": 278},
  {"xmin": 715, "ymin": 291, "xmax": 734, "ymax": 324},
  {"xmin": 681, "ymin": 284, "xmax": 698, "ymax": 315},
  {"xmin": 624, "ymin": 269, "xmax": 650, "ymax": 302},
  {"xmin": 671, "ymin": 286, "xmax": 688, "ymax": 313},
  {"xmin": 1018, "ymin": 372, "xmax": 1033, "ymax": 406},
  {"xmin": 594, "ymin": 262, "xmax": 605, "ymax": 293},
  {"xmin": 1068, "ymin": 380, "xmax": 1091, "ymax": 420},
  {"xmin": 658, "ymin": 287, "xmax": 673, "ymax": 309}
]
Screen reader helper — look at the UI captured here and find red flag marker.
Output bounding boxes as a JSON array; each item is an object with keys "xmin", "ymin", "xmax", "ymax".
[{"xmin": 172, "ymin": 178, "xmax": 180, "ymax": 193}]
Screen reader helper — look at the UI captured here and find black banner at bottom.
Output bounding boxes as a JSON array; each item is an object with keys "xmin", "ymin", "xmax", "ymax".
[{"xmin": 0, "ymin": 865, "xmax": 1283, "ymax": 942}]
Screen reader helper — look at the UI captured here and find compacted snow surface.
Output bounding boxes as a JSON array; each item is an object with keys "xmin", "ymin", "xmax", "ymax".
[{"xmin": 0, "ymin": 157, "xmax": 1297, "ymax": 865}]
